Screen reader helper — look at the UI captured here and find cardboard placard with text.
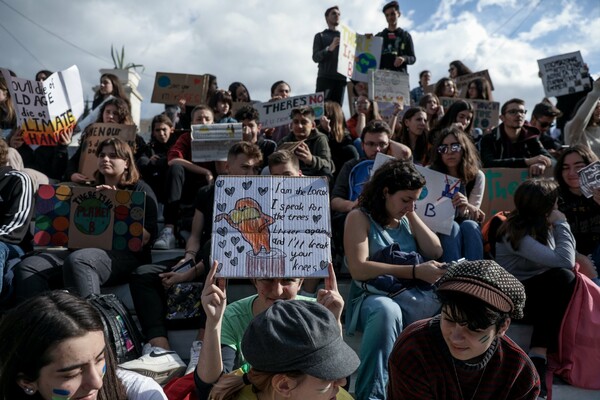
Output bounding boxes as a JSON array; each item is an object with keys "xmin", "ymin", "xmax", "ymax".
[
  {"xmin": 79, "ymin": 123, "xmax": 137, "ymax": 181},
  {"xmin": 439, "ymin": 97, "xmax": 500, "ymax": 130},
  {"xmin": 34, "ymin": 184, "xmax": 146, "ymax": 251},
  {"xmin": 537, "ymin": 51, "xmax": 590, "ymax": 97},
  {"xmin": 337, "ymin": 23, "xmax": 357, "ymax": 78},
  {"xmin": 211, "ymin": 176, "xmax": 331, "ymax": 278},
  {"xmin": 352, "ymin": 35, "xmax": 383, "ymax": 83},
  {"xmin": 191, "ymin": 123, "xmax": 243, "ymax": 162},
  {"xmin": 455, "ymin": 69, "xmax": 494, "ymax": 96},
  {"xmin": 1, "ymin": 66, "xmax": 84, "ymax": 146},
  {"xmin": 256, "ymin": 93, "xmax": 324, "ymax": 128},
  {"xmin": 151, "ymin": 72, "xmax": 209, "ymax": 106}
]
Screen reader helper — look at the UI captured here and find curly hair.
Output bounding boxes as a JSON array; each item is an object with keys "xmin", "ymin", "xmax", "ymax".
[
  {"xmin": 496, "ymin": 179, "xmax": 559, "ymax": 250},
  {"xmin": 434, "ymin": 77, "xmax": 457, "ymax": 98},
  {"xmin": 359, "ymin": 159, "xmax": 426, "ymax": 226},
  {"xmin": 234, "ymin": 105, "xmax": 259, "ymax": 122}
]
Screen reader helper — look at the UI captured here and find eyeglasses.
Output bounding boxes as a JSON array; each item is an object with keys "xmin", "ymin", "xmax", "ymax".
[
  {"xmin": 364, "ymin": 141, "xmax": 389, "ymax": 149},
  {"xmin": 437, "ymin": 143, "xmax": 462, "ymax": 154},
  {"xmin": 355, "ymin": 100, "xmax": 370, "ymax": 106},
  {"xmin": 505, "ymin": 109, "xmax": 527, "ymax": 116}
]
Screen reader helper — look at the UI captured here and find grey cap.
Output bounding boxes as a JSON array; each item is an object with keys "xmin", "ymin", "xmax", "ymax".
[{"xmin": 242, "ymin": 300, "xmax": 360, "ymax": 380}]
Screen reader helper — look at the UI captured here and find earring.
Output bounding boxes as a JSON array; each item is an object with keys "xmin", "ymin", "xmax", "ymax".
[{"xmin": 23, "ymin": 387, "xmax": 35, "ymax": 395}]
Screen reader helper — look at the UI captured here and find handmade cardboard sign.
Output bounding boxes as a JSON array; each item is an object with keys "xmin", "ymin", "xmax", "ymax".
[
  {"xmin": 230, "ymin": 101, "xmax": 252, "ymax": 117},
  {"xmin": 1, "ymin": 66, "xmax": 84, "ymax": 146},
  {"xmin": 151, "ymin": 72, "xmax": 209, "ymax": 106},
  {"xmin": 537, "ymin": 51, "xmax": 590, "ymax": 97},
  {"xmin": 439, "ymin": 97, "xmax": 500, "ymax": 130},
  {"xmin": 33, "ymin": 184, "xmax": 146, "ymax": 251},
  {"xmin": 78, "ymin": 123, "xmax": 137, "ymax": 180},
  {"xmin": 578, "ymin": 161, "xmax": 600, "ymax": 198},
  {"xmin": 337, "ymin": 23, "xmax": 357, "ymax": 78},
  {"xmin": 211, "ymin": 176, "xmax": 331, "ymax": 278},
  {"xmin": 256, "ymin": 92, "xmax": 324, "ymax": 128},
  {"xmin": 455, "ymin": 69, "xmax": 494, "ymax": 96},
  {"xmin": 190, "ymin": 123, "xmax": 243, "ymax": 162},
  {"xmin": 371, "ymin": 154, "xmax": 458, "ymax": 235},
  {"xmin": 368, "ymin": 69, "xmax": 410, "ymax": 106},
  {"xmin": 352, "ymin": 35, "xmax": 383, "ymax": 83}
]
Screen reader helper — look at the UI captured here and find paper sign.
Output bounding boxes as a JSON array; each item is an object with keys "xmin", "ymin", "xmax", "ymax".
[
  {"xmin": 368, "ymin": 69, "xmax": 410, "ymax": 106},
  {"xmin": 211, "ymin": 176, "xmax": 331, "ymax": 278},
  {"xmin": 151, "ymin": 72, "xmax": 209, "ymax": 106},
  {"xmin": 578, "ymin": 161, "xmax": 600, "ymax": 198},
  {"xmin": 191, "ymin": 123, "xmax": 243, "ymax": 162},
  {"xmin": 455, "ymin": 69, "xmax": 494, "ymax": 96},
  {"xmin": 370, "ymin": 154, "xmax": 457, "ymax": 234},
  {"xmin": 256, "ymin": 92, "xmax": 324, "ymax": 128},
  {"xmin": 352, "ymin": 35, "xmax": 383, "ymax": 83},
  {"xmin": 1, "ymin": 66, "xmax": 84, "ymax": 146},
  {"xmin": 33, "ymin": 184, "xmax": 146, "ymax": 251},
  {"xmin": 337, "ymin": 23, "xmax": 357, "ymax": 78},
  {"xmin": 78, "ymin": 123, "xmax": 137, "ymax": 180},
  {"xmin": 277, "ymin": 140, "xmax": 305, "ymax": 153},
  {"xmin": 537, "ymin": 51, "xmax": 590, "ymax": 97},
  {"xmin": 439, "ymin": 97, "xmax": 500, "ymax": 130}
]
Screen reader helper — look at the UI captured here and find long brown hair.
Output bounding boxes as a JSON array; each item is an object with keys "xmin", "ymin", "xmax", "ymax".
[
  {"xmin": 429, "ymin": 127, "xmax": 481, "ymax": 184},
  {"xmin": 497, "ymin": 179, "xmax": 559, "ymax": 250},
  {"xmin": 554, "ymin": 144, "xmax": 599, "ymax": 194},
  {"xmin": 94, "ymin": 137, "xmax": 140, "ymax": 187},
  {"xmin": 324, "ymin": 101, "xmax": 347, "ymax": 143},
  {"xmin": 398, "ymin": 107, "xmax": 428, "ymax": 164},
  {"xmin": 0, "ymin": 76, "xmax": 16, "ymax": 127}
]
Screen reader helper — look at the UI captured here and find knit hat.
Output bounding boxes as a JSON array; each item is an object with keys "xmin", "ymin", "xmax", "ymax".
[
  {"xmin": 242, "ymin": 300, "xmax": 360, "ymax": 380},
  {"xmin": 437, "ymin": 260, "xmax": 526, "ymax": 319}
]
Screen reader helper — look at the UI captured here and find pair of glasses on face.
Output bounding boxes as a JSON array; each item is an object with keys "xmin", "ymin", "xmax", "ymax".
[
  {"xmin": 505, "ymin": 109, "xmax": 527, "ymax": 116},
  {"xmin": 437, "ymin": 143, "xmax": 462, "ymax": 154}
]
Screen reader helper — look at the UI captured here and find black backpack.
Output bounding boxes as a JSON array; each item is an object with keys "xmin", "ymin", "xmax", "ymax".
[{"xmin": 87, "ymin": 293, "xmax": 144, "ymax": 364}]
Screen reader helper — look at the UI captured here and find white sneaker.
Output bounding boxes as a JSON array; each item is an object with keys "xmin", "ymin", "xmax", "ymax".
[
  {"xmin": 153, "ymin": 227, "xmax": 176, "ymax": 250},
  {"xmin": 119, "ymin": 346, "xmax": 185, "ymax": 385},
  {"xmin": 185, "ymin": 340, "xmax": 202, "ymax": 375}
]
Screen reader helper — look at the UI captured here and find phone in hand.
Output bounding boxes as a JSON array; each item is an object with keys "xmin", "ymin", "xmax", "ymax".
[{"xmin": 172, "ymin": 259, "xmax": 194, "ymax": 274}]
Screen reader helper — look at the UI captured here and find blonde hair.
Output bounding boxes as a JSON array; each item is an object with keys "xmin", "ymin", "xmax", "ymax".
[{"xmin": 210, "ymin": 369, "xmax": 305, "ymax": 400}]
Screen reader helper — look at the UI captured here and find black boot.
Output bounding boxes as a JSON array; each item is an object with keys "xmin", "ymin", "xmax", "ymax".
[{"xmin": 531, "ymin": 356, "xmax": 548, "ymax": 398}]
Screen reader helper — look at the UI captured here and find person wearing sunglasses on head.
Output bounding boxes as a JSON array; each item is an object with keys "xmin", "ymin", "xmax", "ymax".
[{"xmin": 480, "ymin": 98, "xmax": 554, "ymax": 177}]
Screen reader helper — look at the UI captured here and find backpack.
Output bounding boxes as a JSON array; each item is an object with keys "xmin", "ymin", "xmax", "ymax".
[
  {"xmin": 481, "ymin": 211, "xmax": 509, "ymax": 259},
  {"xmin": 87, "ymin": 293, "xmax": 144, "ymax": 364},
  {"xmin": 349, "ymin": 159, "xmax": 374, "ymax": 201}
]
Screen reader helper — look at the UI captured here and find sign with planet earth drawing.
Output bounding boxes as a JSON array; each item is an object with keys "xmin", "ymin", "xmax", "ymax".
[
  {"xmin": 211, "ymin": 176, "xmax": 331, "ymax": 278},
  {"xmin": 352, "ymin": 34, "xmax": 383, "ymax": 83},
  {"xmin": 34, "ymin": 184, "xmax": 146, "ymax": 251}
]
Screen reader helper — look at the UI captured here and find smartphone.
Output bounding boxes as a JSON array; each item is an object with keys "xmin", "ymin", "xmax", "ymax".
[{"xmin": 172, "ymin": 259, "xmax": 194, "ymax": 273}]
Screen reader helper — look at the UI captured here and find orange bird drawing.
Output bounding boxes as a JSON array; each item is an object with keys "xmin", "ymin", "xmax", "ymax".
[{"xmin": 215, "ymin": 198, "xmax": 275, "ymax": 255}]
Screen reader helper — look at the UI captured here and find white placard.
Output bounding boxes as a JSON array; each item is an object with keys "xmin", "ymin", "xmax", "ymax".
[
  {"xmin": 337, "ymin": 23, "xmax": 357, "ymax": 78},
  {"xmin": 352, "ymin": 35, "xmax": 383, "ymax": 83},
  {"xmin": 256, "ymin": 93, "xmax": 324, "ymax": 128},
  {"xmin": 368, "ymin": 69, "xmax": 410, "ymax": 106},
  {"xmin": 537, "ymin": 51, "xmax": 590, "ymax": 97},
  {"xmin": 191, "ymin": 123, "xmax": 243, "ymax": 162}
]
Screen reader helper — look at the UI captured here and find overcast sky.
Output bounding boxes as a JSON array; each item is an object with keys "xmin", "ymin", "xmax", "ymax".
[{"xmin": 1, "ymin": 0, "xmax": 598, "ymax": 126}]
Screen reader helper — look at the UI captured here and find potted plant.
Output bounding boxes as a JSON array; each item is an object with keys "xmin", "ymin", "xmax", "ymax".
[{"xmin": 100, "ymin": 45, "xmax": 144, "ymax": 88}]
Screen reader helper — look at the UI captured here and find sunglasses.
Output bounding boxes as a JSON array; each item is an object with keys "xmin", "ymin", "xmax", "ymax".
[{"xmin": 437, "ymin": 143, "xmax": 462, "ymax": 154}]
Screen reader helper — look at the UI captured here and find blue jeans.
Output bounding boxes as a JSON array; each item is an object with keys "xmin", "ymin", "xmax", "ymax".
[
  {"xmin": 0, "ymin": 241, "xmax": 24, "ymax": 301},
  {"xmin": 353, "ymin": 286, "xmax": 440, "ymax": 400},
  {"xmin": 438, "ymin": 220, "xmax": 483, "ymax": 262}
]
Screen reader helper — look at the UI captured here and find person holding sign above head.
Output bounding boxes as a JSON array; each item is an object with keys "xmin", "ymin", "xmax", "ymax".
[
  {"xmin": 564, "ymin": 77, "xmax": 600, "ymax": 157},
  {"xmin": 123, "ymin": 142, "xmax": 264, "ymax": 381},
  {"xmin": 154, "ymin": 105, "xmax": 217, "ymax": 250},
  {"xmin": 480, "ymin": 98, "xmax": 554, "ymax": 177},
  {"xmin": 376, "ymin": 1, "xmax": 415, "ymax": 73},
  {"xmin": 208, "ymin": 295, "xmax": 358, "ymax": 400},
  {"xmin": 344, "ymin": 159, "xmax": 445, "ymax": 400},
  {"xmin": 387, "ymin": 260, "xmax": 540, "ymax": 399},
  {"xmin": 13, "ymin": 137, "xmax": 158, "ymax": 303},
  {"xmin": 196, "ymin": 260, "xmax": 345, "ymax": 400},
  {"xmin": 278, "ymin": 106, "xmax": 334, "ymax": 178},
  {"xmin": 312, "ymin": 5, "xmax": 347, "ymax": 106},
  {"xmin": 429, "ymin": 127, "xmax": 485, "ymax": 262}
]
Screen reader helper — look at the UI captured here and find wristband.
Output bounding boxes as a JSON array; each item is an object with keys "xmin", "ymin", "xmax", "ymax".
[{"xmin": 412, "ymin": 264, "xmax": 417, "ymax": 280}]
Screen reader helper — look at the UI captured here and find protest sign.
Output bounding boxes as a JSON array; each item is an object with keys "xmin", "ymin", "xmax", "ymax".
[
  {"xmin": 256, "ymin": 92, "xmax": 324, "ymax": 128},
  {"xmin": 151, "ymin": 72, "xmax": 209, "ymax": 106},
  {"xmin": 578, "ymin": 161, "xmax": 600, "ymax": 198},
  {"xmin": 368, "ymin": 69, "xmax": 410, "ymax": 106},
  {"xmin": 191, "ymin": 123, "xmax": 243, "ymax": 162},
  {"xmin": 352, "ymin": 35, "xmax": 383, "ymax": 83},
  {"xmin": 455, "ymin": 69, "xmax": 494, "ymax": 96},
  {"xmin": 211, "ymin": 176, "xmax": 331, "ymax": 278},
  {"xmin": 439, "ymin": 97, "xmax": 500, "ymax": 130},
  {"xmin": 230, "ymin": 101, "xmax": 252, "ymax": 117},
  {"xmin": 78, "ymin": 123, "xmax": 137, "ymax": 181},
  {"xmin": 537, "ymin": 51, "xmax": 590, "ymax": 97},
  {"xmin": 33, "ymin": 184, "xmax": 146, "ymax": 251},
  {"xmin": 337, "ymin": 23, "xmax": 357, "ymax": 78},
  {"xmin": 1, "ymin": 66, "xmax": 84, "ymax": 146},
  {"xmin": 370, "ymin": 154, "xmax": 457, "ymax": 234}
]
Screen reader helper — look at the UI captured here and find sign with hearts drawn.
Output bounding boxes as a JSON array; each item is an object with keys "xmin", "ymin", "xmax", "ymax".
[{"xmin": 211, "ymin": 176, "xmax": 331, "ymax": 278}]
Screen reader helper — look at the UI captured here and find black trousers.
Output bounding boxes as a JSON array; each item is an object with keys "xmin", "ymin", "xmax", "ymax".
[{"xmin": 316, "ymin": 77, "xmax": 347, "ymax": 107}]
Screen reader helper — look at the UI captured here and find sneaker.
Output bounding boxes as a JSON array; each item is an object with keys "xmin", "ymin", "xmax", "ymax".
[
  {"xmin": 153, "ymin": 227, "xmax": 176, "ymax": 250},
  {"xmin": 119, "ymin": 346, "xmax": 185, "ymax": 385},
  {"xmin": 185, "ymin": 340, "xmax": 202, "ymax": 375}
]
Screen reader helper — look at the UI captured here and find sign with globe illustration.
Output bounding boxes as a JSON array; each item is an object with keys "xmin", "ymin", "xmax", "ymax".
[{"xmin": 352, "ymin": 35, "xmax": 383, "ymax": 83}]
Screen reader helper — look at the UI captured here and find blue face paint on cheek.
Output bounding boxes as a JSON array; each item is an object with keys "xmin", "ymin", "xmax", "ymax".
[
  {"xmin": 51, "ymin": 388, "xmax": 71, "ymax": 399},
  {"xmin": 102, "ymin": 362, "xmax": 106, "ymax": 377}
]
